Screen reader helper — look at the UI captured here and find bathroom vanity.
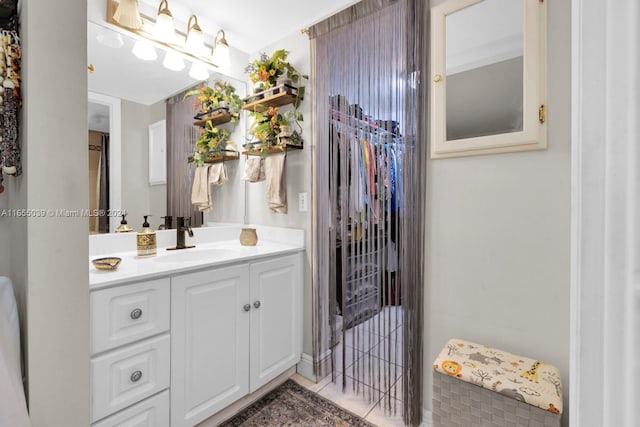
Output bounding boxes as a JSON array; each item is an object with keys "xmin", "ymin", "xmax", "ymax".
[{"xmin": 88, "ymin": 225, "xmax": 304, "ymax": 427}]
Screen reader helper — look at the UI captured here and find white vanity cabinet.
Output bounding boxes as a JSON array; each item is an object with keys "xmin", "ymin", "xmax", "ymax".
[
  {"xmin": 170, "ymin": 253, "xmax": 303, "ymax": 427},
  {"xmin": 170, "ymin": 264, "xmax": 251, "ymax": 427},
  {"xmin": 90, "ymin": 251, "xmax": 303, "ymax": 427},
  {"xmin": 90, "ymin": 278, "xmax": 171, "ymax": 424},
  {"xmin": 249, "ymin": 255, "xmax": 303, "ymax": 392}
]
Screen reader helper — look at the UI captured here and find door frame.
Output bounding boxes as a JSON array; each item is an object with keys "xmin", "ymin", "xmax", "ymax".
[{"xmin": 88, "ymin": 91, "xmax": 121, "ymax": 233}]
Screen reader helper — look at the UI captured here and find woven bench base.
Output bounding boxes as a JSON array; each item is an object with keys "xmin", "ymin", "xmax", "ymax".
[{"xmin": 433, "ymin": 372, "xmax": 561, "ymax": 427}]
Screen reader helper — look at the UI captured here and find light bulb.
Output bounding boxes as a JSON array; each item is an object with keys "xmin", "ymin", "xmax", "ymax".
[
  {"xmin": 96, "ymin": 31, "xmax": 124, "ymax": 49},
  {"xmin": 113, "ymin": 0, "xmax": 142, "ymax": 29},
  {"xmin": 189, "ymin": 62, "xmax": 209, "ymax": 80},
  {"xmin": 212, "ymin": 31, "xmax": 231, "ymax": 70},
  {"xmin": 185, "ymin": 15, "xmax": 206, "ymax": 56},
  {"xmin": 153, "ymin": 0, "xmax": 176, "ymax": 44},
  {"xmin": 132, "ymin": 39, "xmax": 157, "ymax": 61},
  {"xmin": 163, "ymin": 50, "xmax": 185, "ymax": 71}
]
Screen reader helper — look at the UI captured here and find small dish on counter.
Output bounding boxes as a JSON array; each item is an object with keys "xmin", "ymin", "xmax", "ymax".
[{"xmin": 92, "ymin": 257, "xmax": 122, "ymax": 271}]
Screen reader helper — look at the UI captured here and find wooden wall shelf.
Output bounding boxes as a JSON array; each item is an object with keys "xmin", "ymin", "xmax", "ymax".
[
  {"xmin": 242, "ymin": 84, "xmax": 302, "ymax": 113},
  {"xmin": 203, "ymin": 151, "xmax": 240, "ymax": 163},
  {"xmin": 193, "ymin": 110, "xmax": 233, "ymax": 127},
  {"xmin": 241, "ymin": 144, "xmax": 303, "ymax": 157}
]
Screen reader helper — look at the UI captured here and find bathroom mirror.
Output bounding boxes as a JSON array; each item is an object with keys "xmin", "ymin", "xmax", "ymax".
[
  {"xmin": 430, "ymin": 0, "xmax": 546, "ymax": 158},
  {"xmin": 87, "ymin": 22, "xmax": 247, "ymax": 233}
]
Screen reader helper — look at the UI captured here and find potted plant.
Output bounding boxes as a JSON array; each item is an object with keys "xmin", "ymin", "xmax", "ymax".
[
  {"xmin": 184, "ymin": 81, "xmax": 243, "ymax": 123},
  {"xmin": 188, "ymin": 120, "xmax": 232, "ymax": 165},
  {"xmin": 248, "ymin": 106, "xmax": 304, "ymax": 155},
  {"xmin": 245, "ymin": 49, "xmax": 308, "ymax": 93}
]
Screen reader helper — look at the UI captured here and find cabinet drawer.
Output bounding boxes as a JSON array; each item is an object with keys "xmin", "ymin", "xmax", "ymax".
[
  {"xmin": 92, "ymin": 390, "xmax": 169, "ymax": 427},
  {"xmin": 91, "ymin": 335, "xmax": 170, "ymax": 423},
  {"xmin": 91, "ymin": 278, "xmax": 170, "ymax": 354}
]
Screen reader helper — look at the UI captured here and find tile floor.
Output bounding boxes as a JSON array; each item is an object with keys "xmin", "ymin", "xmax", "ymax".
[{"xmin": 292, "ymin": 306, "xmax": 406, "ymax": 427}]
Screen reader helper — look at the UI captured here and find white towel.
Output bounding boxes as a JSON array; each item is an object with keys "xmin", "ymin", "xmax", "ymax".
[
  {"xmin": 209, "ymin": 163, "xmax": 228, "ymax": 186},
  {"xmin": 242, "ymin": 157, "xmax": 265, "ymax": 182},
  {"xmin": 191, "ymin": 165, "xmax": 212, "ymax": 212},
  {"xmin": 265, "ymin": 153, "xmax": 287, "ymax": 214},
  {"xmin": 0, "ymin": 277, "xmax": 31, "ymax": 427}
]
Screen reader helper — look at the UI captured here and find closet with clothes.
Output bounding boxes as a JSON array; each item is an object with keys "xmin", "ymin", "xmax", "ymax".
[{"xmin": 329, "ymin": 95, "xmax": 403, "ymax": 330}]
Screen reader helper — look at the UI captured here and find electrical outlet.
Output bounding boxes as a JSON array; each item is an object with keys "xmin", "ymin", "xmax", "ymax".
[{"xmin": 298, "ymin": 192, "xmax": 308, "ymax": 212}]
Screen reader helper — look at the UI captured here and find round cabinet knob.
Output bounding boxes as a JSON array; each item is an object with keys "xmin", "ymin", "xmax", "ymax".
[
  {"xmin": 433, "ymin": 74, "xmax": 442, "ymax": 83},
  {"xmin": 130, "ymin": 309, "xmax": 143, "ymax": 320},
  {"xmin": 243, "ymin": 304, "xmax": 251, "ymax": 312},
  {"xmin": 253, "ymin": 301, "xmax": 261, "ymax": 309},
  {"xmin": 130, "ymin": 370, "xmax": 142, "ymax": 383}
]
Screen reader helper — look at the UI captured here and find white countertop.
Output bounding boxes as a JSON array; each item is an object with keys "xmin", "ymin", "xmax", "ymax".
[{"xmin": 89, "ymin": 225, "xmax": 305, "ymax": 290}]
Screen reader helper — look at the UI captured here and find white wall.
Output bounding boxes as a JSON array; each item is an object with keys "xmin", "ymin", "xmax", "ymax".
[
  {"xmin": 245, "ymin": 32, "xmax": 314, "ymax": 356},
  {"xmin": 14, "ymin": 1, "xmax": 90, "ymax": 426},
  {"xmin": 424, "ymin": 0, "xmax": 571, "ymax": 425},
  {"xmin": 121, "ymin": 99, "xmax": 167, "ymax": 229}
]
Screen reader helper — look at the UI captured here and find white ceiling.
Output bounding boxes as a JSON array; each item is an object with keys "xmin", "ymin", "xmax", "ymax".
[{"xmin": 136, "ymin": 0, "xmax": 361, "ymax": 54}]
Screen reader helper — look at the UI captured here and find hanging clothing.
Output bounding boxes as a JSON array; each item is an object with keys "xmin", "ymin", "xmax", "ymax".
[{"xmin": 0, "ymin": 16, "xmax": 22, "ymax": 194}]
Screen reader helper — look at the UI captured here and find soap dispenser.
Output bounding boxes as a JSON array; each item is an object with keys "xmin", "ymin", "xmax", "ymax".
[
  {"xmin": 136, "ymin": 215, "xmax": 157, "ymax": 257},
  {"xmin": 115, "ymin": 214, "xmax": 133, "ymax": 233}
]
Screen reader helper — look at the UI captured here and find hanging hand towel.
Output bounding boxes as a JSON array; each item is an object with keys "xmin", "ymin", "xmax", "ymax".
[
  {"xmin": 191, "ymin": 165, "xmax": 212, "ymax": 212},
  {"xmin": 265, "ymin": 153, "xmax": 287, "ymax": 214},
  {"xmin": 242, "ymin": 157, "xmax": 266, "ymax": 182},
  {"xmin": 209, "ymin": 163, "xmax": 228, "ymax": 186}
]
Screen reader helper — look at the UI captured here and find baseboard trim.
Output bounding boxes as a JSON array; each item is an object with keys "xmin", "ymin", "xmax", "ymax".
[
  {"xmin": 297, "ymin": 353, "xmax": 315, "ymax": 382},
  {"xmin": 420, "ymin": 408, "xmax": 433, "ymax": 427}
]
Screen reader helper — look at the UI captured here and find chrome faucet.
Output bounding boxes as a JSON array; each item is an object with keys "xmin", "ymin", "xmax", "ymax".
[{"xmin": 173, "ymin": 217, "xmax": 195, "ymax": 250}]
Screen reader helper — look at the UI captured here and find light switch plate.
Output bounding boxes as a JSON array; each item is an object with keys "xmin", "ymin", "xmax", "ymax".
[{"xmin": 298, "ymin": 192, "xmax": 308, "ymax": 212}]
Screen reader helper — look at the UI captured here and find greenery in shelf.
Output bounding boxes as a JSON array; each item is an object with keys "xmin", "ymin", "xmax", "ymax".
[
  {"xmin": 248, "ymin": 106, "xmax": 303, "ymax": 155},
  {"xmin": 244, "ymin": 49, "xmax": 308, "ymax": 155},
  {"xmin": 188, "ymin": 121, "xmax": 232, "ymax": 166},
  {"xmin": 184, "ymin": 81, "xmax": 243, "ymax": 123},
  {"xmin": 245, "ymin": 49, "xmax": 309, "ymax": 91}
]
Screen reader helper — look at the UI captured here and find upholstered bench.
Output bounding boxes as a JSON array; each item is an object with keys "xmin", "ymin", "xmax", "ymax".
[{"xmin": 432, "ymin": 339, "xmax": 562, "ymax": 427}]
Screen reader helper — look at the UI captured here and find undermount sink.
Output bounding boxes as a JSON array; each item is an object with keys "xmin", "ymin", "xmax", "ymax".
[{"xmin": 154, "ymin": 248, "xmax": 236, "ymax": 264}]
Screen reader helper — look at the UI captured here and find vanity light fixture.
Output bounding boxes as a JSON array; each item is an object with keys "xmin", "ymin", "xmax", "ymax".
[
  {"xmin": 212, "ymin": 29, "xmax": 231, "ymax": 70},
  {"xmin": 163, "ymin": 50, "xmax": 185, "ymax": 71},
  {"xmin": 153, "ymin": 0, "xmax": 177, "ymax": 44},
  {"xmin": 106, "ymin": 0, "xmax": 229, "ymax": 72},
  {"xmin": 189, "ymin": 62, "xmax": 209, "ymax": 80},
  {"xmin": 185, "ymin": 15, "xmax": 206, "ymax": 56},
  {"xmin": 132, "ymin": 39, "xmax": 158, "ymax": 61},
  {"xmin": 113, "ymin": 0, "xmax": 143, "ymax": 29}
]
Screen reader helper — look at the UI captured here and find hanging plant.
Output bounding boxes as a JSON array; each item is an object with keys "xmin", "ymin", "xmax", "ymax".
[
  {"xmin": 188, "ymin": 121, "xmax": 231, "ymax": 166},
  {"xmin": 184, "ymin": 81, "xmax": 243, "ymax": 123}
]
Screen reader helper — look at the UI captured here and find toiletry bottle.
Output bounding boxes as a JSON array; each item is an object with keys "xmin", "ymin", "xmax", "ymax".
[
  {"xmin": 115, "ymin": 214, "xmax": 133, "ymax": 233},
  {"xmin": 137, "ymin": 215, "xmax": 157, "ymax": 256}
]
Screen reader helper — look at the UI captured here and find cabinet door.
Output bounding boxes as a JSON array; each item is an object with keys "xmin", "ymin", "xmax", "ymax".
[
  {"xmin": 249, "ymin": 253, "xmax": 303, "ymax": 392},
  {"xmin": 171, "ymin": 265, "xmax": 250, "ymax": 427}
]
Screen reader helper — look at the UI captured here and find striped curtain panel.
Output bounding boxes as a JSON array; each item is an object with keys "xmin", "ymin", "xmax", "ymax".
[
  {"xmin": 167, "ymin": 89, "xmax": 203, "ymax": 227},
  {"xmin": 310, "ymin": 0, "xmax": 427, "ymax": 425}
]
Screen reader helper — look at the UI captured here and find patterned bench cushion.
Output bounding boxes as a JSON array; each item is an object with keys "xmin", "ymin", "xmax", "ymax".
[{"xmin": 433, "ymin": 338, "xmax": 563, "ymax": 415}]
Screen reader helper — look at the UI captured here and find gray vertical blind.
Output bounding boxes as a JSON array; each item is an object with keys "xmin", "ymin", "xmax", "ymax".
[{"xmin": 310, "ymin": 0, "xmax": 427, "ymax": 425}]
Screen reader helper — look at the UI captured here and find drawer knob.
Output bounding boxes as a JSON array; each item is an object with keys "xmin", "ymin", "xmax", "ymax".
[
  {"xmin": 253, "ymin": 301, "xmax": 261, "ymax": 309},
  {"xmin": 130, "ymin": 370, "xmax": 142, "ymax": 383},
  {"xmin": 243, "ymin": 304, "xmax": 251, "ymax": 312},
  {"xmin": 130, "ymin": 309, "xmax": 143, "ymax": 320}
]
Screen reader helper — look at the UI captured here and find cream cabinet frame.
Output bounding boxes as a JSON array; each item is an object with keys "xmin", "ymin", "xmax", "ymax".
[{"xmin": 430, "ymin": 0, "xmax": 547, "ymax": 159}]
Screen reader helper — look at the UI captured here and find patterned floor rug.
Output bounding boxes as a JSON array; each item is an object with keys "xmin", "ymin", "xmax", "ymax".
[{"xmin": 219, "ymin": 379, "xmax": 375, "ymax": 427}]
